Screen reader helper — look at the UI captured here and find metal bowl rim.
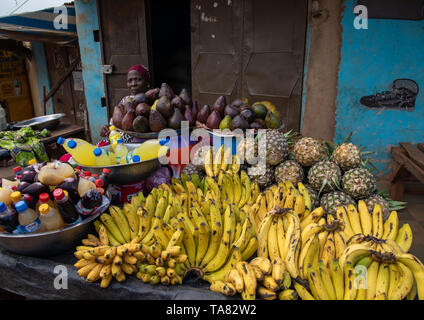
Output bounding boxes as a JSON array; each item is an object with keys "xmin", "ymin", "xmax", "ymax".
[
  {"xmin": 0, "ymin": 210, "xmax": 100, "ymax": 239},
  {"xmin": 14, "ymin": 113, "xmax": 66, "ymax": 127}
]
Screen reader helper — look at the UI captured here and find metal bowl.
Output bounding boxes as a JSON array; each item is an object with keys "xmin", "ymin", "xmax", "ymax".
[
  {"xmin": 14, "ymin": 113, "xmax": 66, "ymax": 130},
  {"xmin": 77, "ymin": 143, "xmax": 169, "ymax": 185},
  {"xmin": 0, "ymin": 196, "xmax": 110, "ymax": 258}
]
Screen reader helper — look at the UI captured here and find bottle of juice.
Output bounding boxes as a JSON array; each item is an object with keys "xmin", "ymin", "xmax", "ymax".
[
  {"xmin": 93, "ymin": 148, "xmax": 114, "ymax": 166},
  {"xmin": 15, "ymin": 200, "xmax": 42, "ymax": 234},
  {"xmin": 0, "ymin": 201, "xmax": 19, "ymax": 233},
  {"xmin": 36, "ymin": 192, "xmax": 58, "ymax": 215},
  {"xmin": 109, "ymin": 126, "xmax": 123, "ymax": 151},
  {"xmin": 77, "ymin": 177, "xmax": 97, "ymax": 197},
  {"xmin": 114, "ymin": 139, "xmax": 129, "ymax": 164},
  {"xmin": 126, "ymin": 139, "xmax": 168, "ymax": 162},
  {"xmin": 39, "ymin": 203, "xmax": 65, "ymax": 231},
  {"xmin": 53, "ymin": 188, "xmax": 81, "ymax": 225},
  {"xmin": 57, "ymin": 137, "xmax": 97, "ymax": 166}
]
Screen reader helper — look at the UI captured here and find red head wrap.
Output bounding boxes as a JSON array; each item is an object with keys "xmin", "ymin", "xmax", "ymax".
[{"xmin": 127, "ymin": 64, "xmax": 150, "ymax": 82}]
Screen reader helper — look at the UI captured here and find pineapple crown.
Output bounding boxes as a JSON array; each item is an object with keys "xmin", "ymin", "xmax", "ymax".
[
  {"xmin": 324, "ymin": 131, "xmax": 378, "ymax": 173},
  {"xmin": 375, "ymin": 189, "xmax": 408, "ymax": 211}
]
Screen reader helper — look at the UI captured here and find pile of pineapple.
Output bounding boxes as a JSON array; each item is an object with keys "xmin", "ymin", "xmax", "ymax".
[{"xmin": 184, "ymin": 130, "xmax": 406, "ymax": 220}]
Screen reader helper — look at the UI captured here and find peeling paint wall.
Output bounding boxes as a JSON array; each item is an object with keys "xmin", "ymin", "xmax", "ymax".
[
  {"xmin": 74, "ymin": 0, "xmax": 107, "ymax": 143},
  {"xmin": 335, "ymin": 0, "xmax": 424, "ymax": 177}
]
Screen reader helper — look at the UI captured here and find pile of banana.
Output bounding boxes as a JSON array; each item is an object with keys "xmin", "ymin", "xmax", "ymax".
[
  {"xmin": 249, "ymin": 181, "xmax": 311, "ymax": 234},
  {"xmin": 210, "ymin": 257, "xmax": 295, "ymax": 300},
  {"xmin": 294, "ymin": 236, "xmax": 424, "ymax": 300},
  {"xmin": 136, "ymin": 242, "xmax": 187, "ymax": 286},
  {"xmin": 203, "ymin": 144, "xmax": 240, "ymax": 178},
  {"xmin": 335, "ymin": 201, "xmax": 412, "ymax": 251}
]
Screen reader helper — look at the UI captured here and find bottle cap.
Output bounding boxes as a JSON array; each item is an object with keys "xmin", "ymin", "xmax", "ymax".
[
  {"xmin": 117, "ymin": 139, "xmax": 123, "ymax": 143},
  {"xmin": 97, "ymin": 187, "xmax": 105, "ymax": 195},
  {"xmin": 93, "ymin": 148, "xmax": 102, "ymax": 156},
  {"xmin": 39, "ymin": 203, "xmax": 50, "ymax": 215},
  {"xmin": 0, "ymin": 202, "xmax": 7, "ymax": 213},
  {"xmin": 11, "ymin": 185, "xmax": 17, "ymax": 191},
  {"xmin": 39, "ymin": 192, "xmax": 50, "ymax": 203},
  {"xmin": 102, "ymin": 168, "xmax": 111, "ymax": 175},
  {"xmin": 92, "ymin": 174, "xmax": 99, "ymax": 178},
  {"xmin": 159, "ymin": 137, "xmax": 170, "ymax": 146},
  {"xmin": 15, "ymin": 201, "xmax": 28, "ymax": 213},
  {"xmin": 109, "ymin": 125, "xmax": 116, "ymax": 131},
  {"xmin": 83, "ymin": 171, "xmax": 92, "ymax": 177},
  {"xmin": 57, "ymin": 137, "xmax": 65, "ymax": 145},
  {"xmin": 11, "ymin": 191, "xmax": 22, "ymax": 203},
  {"xmin": 132, "ymin": 155, "xmax": 140, "ymax": 163},
  {"xmin": 95, "ymin": 179, "xmax": 104, "ymax": 187},
  {"xmin": 13, "ymin": 166, "xmax": 22, "ymax": 173},
  {"xmin": 28, "ymin": 159, "xmax": 36, "ymax": 165},
  {"xmin": 53, "ymin": 188, "xmax": 65, "ymax": 201},
  {"xmin": 63, "ymin": 190, "xmax": 69, "ymax": 198},
  {"xmin": 67, "ymin": 140, "xmax": 77, "ymax": 149}
]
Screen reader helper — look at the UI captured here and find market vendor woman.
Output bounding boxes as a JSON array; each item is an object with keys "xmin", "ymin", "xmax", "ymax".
[{"xmin": 99, "ymin": 64, "xmax": 151, "ymax": 143}]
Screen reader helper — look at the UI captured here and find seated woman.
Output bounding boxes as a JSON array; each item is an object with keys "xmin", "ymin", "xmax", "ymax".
[{"xmin": 99, "ymin": 64, "xmax": 151, "ymax": 144}]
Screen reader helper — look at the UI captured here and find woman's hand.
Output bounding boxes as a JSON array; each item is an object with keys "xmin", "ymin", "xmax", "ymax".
[{"xmin": 100, "ymin": 125, "xmax": 110, "ymax": 137}]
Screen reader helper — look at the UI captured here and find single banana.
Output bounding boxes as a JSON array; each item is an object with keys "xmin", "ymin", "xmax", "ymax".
[
  {"xmin": 333, "ymin": 230, "xmax": 347, "ymax": 259},
  {"xmin": 241, "ymin": 236, "xmax": 258, "ymax": 261},
  {"xmin": 336, "ymin": 206, "xmax": 355, "ymax": 240},
  {"xmin": 257, "ymin": 286, "xmax": 277, "ymax": 300},
  {"xmin": 271, "ymin": 257, "xmax": 285, "ymax": 286},
  {"xmin": 318, "ymin": 260, "xmax": 337, "ymax": 300},
  {"xmin": 365, "ymin": 260, "xmax": 380, "ymax": 300},
  {"xmin": 395, "ymin": 223, "xmax": 413, "ymax": 253},
  {"xmin": 321, "ymin": 232, "xmax": 336, "ymax": 270},
  {"xmin": 346, "ymin": 204, "xmax": 362, "ymax": 235},
  {"xmin": 382, "ymin": 211, "xmax": 399, "ymax": 240},
  {"xmin": 276, "ymin": 216, "xmax": 286, "ymax": 261},
  {"xmin": 226, "ymin": 268, "xmax": 244, "ymax": 293},
  {"xmin": 203, "ymin": 247, "xmax": 242, "ymax": 283},
  {"xmin": 330, "ymin": 259, "xmax": 344, "ymax": 300},
  {"xmin": 283, "ymin": 213, "xmax": 301, "ymax": 279},
  {"xmin": 374, "ymin": 263, "xmax": 390, "ymax": 300},
  {"xmin": 307, "ymin": 264, "xmax": 330, "ymax": 300},
  {"xmin": 298, "ymin": 234, "xmax": 320, "ymax": 280},
  {"xmin": 257, "ymin": 211, "xmax": 274, "ymax": 258},
  {"xmin": 343, "ymin": 262, "xmax": 357, "ymax": 300},
  {"xmin": 357, "ymin": 200, "xmax": 372, "ymax": 236},
  {"xmin": 372, "ymin": 204, "xmax": 384, "ymax": 238},
  {"xmin": 387, "ymin": 262, "xmax": 401, "ymax": 300},
  {"xmin": 267, "ymin": 217, "xmax": 280, "ymax": 261},
  {"xmin": 294, "ymin": 282, "xmax": 315, "ymax": 300},
  {"xmin": 236, "ymin": 261, "xmax": 257, "ymax": 300}
]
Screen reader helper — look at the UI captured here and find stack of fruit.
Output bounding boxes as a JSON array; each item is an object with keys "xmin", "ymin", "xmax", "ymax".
[
  {"xmin": 236, "ymin": 131, "xmax": 406, "ymax": 218},
  {"xmin": 196, "ymin": 97, "xmax": 282, "ymax": 131},
  {"xmin": 111, "ymin": 83, "xmax": 197, "ymax": 133},
  {"xmin": 209, "ymin": 257, "xmax": 295, "ymax": 300}
]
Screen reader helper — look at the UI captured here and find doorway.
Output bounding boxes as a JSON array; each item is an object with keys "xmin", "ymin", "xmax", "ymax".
[{"xmin": 148, "ymin": 0, "xmax": 192, "ymax": 96}]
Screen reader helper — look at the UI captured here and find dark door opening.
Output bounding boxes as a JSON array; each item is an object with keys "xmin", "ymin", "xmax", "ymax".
[{"xmin": 148, "ymin": 0, "xmax": 192, "ymax": 95}]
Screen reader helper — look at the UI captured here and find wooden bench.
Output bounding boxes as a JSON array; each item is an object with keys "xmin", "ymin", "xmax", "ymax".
[{"xmin": 390, "ymin": 142, "xmax": 424, "ymax": 200}]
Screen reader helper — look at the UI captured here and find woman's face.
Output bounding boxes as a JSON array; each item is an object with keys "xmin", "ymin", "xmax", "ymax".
[{"xmin": 127, "ymin": 70, "xmax": 148, "ymax": 95}]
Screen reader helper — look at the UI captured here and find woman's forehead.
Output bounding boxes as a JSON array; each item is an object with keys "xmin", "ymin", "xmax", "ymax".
[{"xmin": 127, "ymin": 69, "xmax": 143, "ymax": 79}]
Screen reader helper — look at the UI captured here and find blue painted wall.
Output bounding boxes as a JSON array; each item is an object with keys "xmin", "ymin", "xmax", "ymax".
[
  {"xmin": 31, "ymin": 41, "xmax": 54, "ymax": 114},
  {"xmin": 335, "ymin": 0, "xmax": 424, "ymax": 177},
  {"xmin": 74, "ymin": 0, "xmax": 107, "ymax": 143}
]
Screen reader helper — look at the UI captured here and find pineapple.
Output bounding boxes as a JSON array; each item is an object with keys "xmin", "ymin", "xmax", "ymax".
[
  {"xmin": 293, "ymin": 137, "xmax": 327, "ymax": 167},
  {"xmin": 331, "ymin": 143, "xmax": 361, "ymax": 172},
  {"xmin": 274, "ymin": 160, "xmax": 304, "ymax": 185},
  {"xmin": 191, "ymin": 145, "xmax": 211, "ymax": 170},
  {"xmin": 182, "ymin": 163, "xmax": 205, "ymax": 180},
  {"xmin": 342, "ymin": 167, "xmax": 376, "ymax": 199},
  {"xmin": 307, "ymin": 160, "xmax": 342, "ymax": 193},
  {"xmin": 248, "ymin": 165, "xmax": 275, "ymax": 190},
  {"xmin": 363, "ymin": 194, "xmax": 390, "ymax": 221},
  {"xmin": 236, "ymin": 137, "xmax": 257, "ymax": 166},
  {"xmin": 262, "ymin": 130, "xmax": 289, "ymax": 166},
  {"xmin": 320, "ymin": 191, "xmax": 356, "ymax": 215}
]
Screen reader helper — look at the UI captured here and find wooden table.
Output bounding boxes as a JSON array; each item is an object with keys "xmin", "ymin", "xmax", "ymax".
[{"xmin": 390, "ymin": 142, "xmax": 424, "ymax": 200}]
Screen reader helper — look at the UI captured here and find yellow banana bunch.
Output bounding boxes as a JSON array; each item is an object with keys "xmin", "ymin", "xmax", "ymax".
[
  {"xmin": 293, "ymin": 239, "xmax": 424, "ymax": 300},
  {"xmin": 211, "ymin": 256, "xmax": 293, "ymax": 300}
]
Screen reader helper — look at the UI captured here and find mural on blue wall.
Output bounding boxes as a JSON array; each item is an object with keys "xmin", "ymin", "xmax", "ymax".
[{"xmin": 360, "ymin": 79, "xmax": 419, "ymax": 111}]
